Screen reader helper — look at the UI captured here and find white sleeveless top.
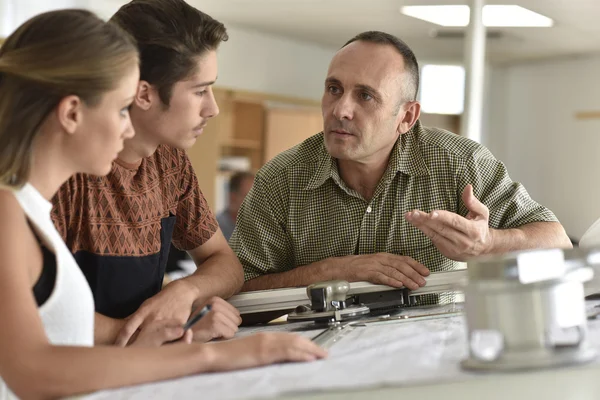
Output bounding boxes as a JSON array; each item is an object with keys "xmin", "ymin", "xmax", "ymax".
[{"xmin": 0, "ymin": 184, "xmax": 95, "ymax": 400}]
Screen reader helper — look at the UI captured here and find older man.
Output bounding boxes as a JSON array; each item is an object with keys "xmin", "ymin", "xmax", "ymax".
[{"xmin": 231, "ymin": 31, "xmax": 571, "ymax": 303}]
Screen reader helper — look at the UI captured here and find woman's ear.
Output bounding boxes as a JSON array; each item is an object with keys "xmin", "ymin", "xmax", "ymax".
[{"xmin": 56, "ymin": 95, "xmax": 83, "ymax": 135}]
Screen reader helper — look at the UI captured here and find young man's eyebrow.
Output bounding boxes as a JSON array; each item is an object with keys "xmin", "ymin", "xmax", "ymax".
[{"xmin": 190, "ymin": 78, "xmax": 217, "ymax": 88}]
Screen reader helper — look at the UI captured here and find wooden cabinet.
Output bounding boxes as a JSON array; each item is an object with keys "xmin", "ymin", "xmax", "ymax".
[
  {"xmin": 264, "ymin": 106, "xmax": 323, "ymax": 163},
  {"xmin": 187, "ymin": 87, "xmax": 322, "ymax": 210},
  {"xmin": 222, "ymin": 101, "xmax": 266, "ymax": 170}
]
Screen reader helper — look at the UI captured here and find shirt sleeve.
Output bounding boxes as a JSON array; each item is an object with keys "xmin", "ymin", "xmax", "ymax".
[
  {"xmin": 229, "ymin": 174, "xmax": 295, "ymax": 281},
  {"xmin": 171, "ymin": 152, "xmax": 218, "ymax": 251},
  {"xmin": 457, "ymin": 146, "xmax": 558, "ymax": 229}
]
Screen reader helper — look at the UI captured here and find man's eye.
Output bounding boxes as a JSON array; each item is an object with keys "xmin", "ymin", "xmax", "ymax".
[{"xmin": 360, "ymin": 92, "xmax": 373, "ymax": 101}]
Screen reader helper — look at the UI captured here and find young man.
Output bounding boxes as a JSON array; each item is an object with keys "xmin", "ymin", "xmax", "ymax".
[
  {"xmin": 51, "ymin": 0, "xmax": 243, "ymax": 345},
  {"xmin": 231, "ymin": 31, "xmax": 572, "ymax": 303}
]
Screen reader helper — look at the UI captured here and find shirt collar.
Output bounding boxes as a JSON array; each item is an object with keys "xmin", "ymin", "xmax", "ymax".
[
  {"xmin": 395, "ymin": 120, "xmax": 430, "ymax": 177},
  {"xmin": 304, "ymin": 121, "xmax": 430, "ymax": 191},
  {"xmin": 305, "ymin": 135, "xmax": 338, "ymax": 190}
]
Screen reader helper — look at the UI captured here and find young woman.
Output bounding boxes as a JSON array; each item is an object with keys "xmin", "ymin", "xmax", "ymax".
[{"xmin": 0, "ymin": 9, "xmax": 325, "ymax": 400}]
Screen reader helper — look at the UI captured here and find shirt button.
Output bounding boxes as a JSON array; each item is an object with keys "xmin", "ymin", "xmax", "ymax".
[{"xmin": 366, "ymin": 206, "xmax": 372, "ymax": 213}]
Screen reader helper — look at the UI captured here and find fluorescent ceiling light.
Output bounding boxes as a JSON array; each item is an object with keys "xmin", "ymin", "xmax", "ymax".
[{"xmin": 400, "ymin": 5, "xmax": 554, "ymax": 27}]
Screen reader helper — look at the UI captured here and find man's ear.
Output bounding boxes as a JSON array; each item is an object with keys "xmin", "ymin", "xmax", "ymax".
[
  {"xmin": 397, "ymin": 101, "xmax": 421, "ymax": 134},
  {"xmin": 135, "ymin": 80, "xmax": 156, "ymax": 111},
  {"xmin": 56, "ymin": 95, "xmax": 83, "ymax": 135}
]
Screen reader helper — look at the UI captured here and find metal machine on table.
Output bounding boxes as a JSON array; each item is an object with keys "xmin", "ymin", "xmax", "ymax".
[
  {"xmin": 229, "ymin": 270, "xmax": 467, "ymax": 323},
  {"xmin": 229, "ymin": 270, "xmax": 468, "ymax": 347},
  {"xmin": 228, "ymin": 270, "xmax": 468, "ymax": 347}
]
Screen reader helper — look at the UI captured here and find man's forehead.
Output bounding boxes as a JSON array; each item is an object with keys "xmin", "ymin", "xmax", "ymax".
[
  {"xmin": 330, "ymin": 64, "xmax": 402, "ymax": 93},
  {"xmin": 334, "ymin": 41, "xmax": 404, "ymax": 65},
  {"xmin": 328, "ymin": 42, "xmax": 405, "ymax": 86},
  {"xmin": 185, "ymin": 51, "xmax": 218, "ymax": 84}
]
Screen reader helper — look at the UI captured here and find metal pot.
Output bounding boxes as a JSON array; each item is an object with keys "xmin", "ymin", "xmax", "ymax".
[{"xmin": 461, "ymin": 248, "xmax": 597, "ymax": 371}]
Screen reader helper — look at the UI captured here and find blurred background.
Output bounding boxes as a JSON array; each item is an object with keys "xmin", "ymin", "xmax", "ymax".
[{"xmin": 1, "ymin": 0, "xmax": 599, "ymax": 241}]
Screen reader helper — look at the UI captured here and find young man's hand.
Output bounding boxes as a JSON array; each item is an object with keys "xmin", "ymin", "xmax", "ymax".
[{"xmin": 114, "ymin": 280, "xmax": 241, "ymax": 346}]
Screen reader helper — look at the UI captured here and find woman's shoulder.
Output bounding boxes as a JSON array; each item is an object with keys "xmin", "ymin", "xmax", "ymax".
[
  {"xmin": 0, "ymin": 187, "xmax": 28, "ymax": 239},
  {"xmin": 0, "ymin": 187, "xmax": 23, "ymax": 214}
]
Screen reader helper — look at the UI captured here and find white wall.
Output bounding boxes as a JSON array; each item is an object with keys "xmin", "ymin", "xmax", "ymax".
[
  {"xmin": 0, "ymin": 1, "xmax": 336, "ymax": 102},
  {"xmin": 485, "ymin": 55, "xmax": 600, "ymax": 239},
  {"xmin": 217, "ymin": 26, "xmax": 336, "ymax": 102},
  {"xmin": 0, "ymin": 0, "xmax": 95, "ymax": 36},
  {"xmin": 216, "ymin": 28, "xmax": 466, "ymax": 104}
]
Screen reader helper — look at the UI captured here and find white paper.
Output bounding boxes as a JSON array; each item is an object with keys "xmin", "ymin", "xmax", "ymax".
[{"xmin": 85, "ymin": 303, "xmax": 600, "ymax": 400}]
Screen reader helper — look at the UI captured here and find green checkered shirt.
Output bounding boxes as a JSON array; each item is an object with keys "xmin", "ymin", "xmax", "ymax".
[{"xmin": 230, "ymin": 120, "xmax": 558, "ymax": 304}]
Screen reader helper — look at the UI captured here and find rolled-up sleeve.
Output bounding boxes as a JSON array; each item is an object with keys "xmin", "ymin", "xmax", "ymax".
[
  {"xmin": 230, "ymin": 175, "xmax": 295, "ymax": 281},
  {"xmin": 457, "ymin": 146, "xmax": 558, "ymax": 229}
]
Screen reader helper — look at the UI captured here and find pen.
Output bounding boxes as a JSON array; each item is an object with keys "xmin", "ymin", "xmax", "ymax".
[{"xmin": 183, "ymin": 304, "xmax": 212, "ymax": 331}]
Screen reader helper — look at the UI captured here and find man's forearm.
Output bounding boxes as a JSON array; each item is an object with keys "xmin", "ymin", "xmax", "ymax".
[
  {"xmin": 94, "ymin": 313, "xmax": 126, "ymax": 345},
  {"xmin": 242, "ymin": 259, "xmax": 336, "ymax": 292},
  {"xmin": 489, "ymin": 221, "xmax": 572, "ymax": 254},
  {"xmin": 184, "ymin": 250, "xmax": 244, "ymax": 303}
]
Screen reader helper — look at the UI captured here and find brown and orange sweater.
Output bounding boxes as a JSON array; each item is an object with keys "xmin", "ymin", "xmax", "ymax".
[{"xmin": 51, "ymin": 145, "xmax": 217, "ymax": 318}]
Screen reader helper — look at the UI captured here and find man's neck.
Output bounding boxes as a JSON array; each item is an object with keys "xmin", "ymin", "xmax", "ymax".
[
  {"xmin": 338, "ymin": 153, "xmax": 391, "ymax": 202},
  {"xmin": 118, "ymin": 125, "xmax": 159, "ymax": 166}
]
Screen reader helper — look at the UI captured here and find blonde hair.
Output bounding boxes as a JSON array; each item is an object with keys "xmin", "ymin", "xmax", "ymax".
[{"xmin": 0, "ymin": 9, "xmax": 139, "ymax": 188}]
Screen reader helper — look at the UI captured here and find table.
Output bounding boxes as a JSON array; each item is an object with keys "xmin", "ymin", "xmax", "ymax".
[{"xmin": 87, "ymin": 304, "xmax": 600, "ymax": 400}]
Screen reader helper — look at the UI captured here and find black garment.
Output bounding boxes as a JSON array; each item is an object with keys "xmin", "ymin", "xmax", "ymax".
[{"xmin": 30, "ymin": 224, "xmax": 57, "ymax": 307}]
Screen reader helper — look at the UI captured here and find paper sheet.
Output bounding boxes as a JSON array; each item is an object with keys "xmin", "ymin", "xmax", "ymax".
[{"xmin": 85, "ymin": 303, "xmax": 600, "ymax": 400}]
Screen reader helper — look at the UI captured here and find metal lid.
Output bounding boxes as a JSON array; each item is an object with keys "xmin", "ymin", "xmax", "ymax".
[{"xmin": 466, "ymin": 247, "xmax": 595, "ymax": 284}]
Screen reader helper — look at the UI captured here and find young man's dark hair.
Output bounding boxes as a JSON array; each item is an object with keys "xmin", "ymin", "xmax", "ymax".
[{"xmin": 110, "ymin": 0, "xmax": 228, "ymax": 105}]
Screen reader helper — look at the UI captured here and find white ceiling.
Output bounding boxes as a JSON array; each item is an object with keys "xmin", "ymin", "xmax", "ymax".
[{"xmin": 39, "ymin": 0, "xmax": 600, "ymax": 65}]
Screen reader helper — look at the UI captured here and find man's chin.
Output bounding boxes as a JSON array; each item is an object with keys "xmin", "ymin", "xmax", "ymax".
[
  {"xmin": 325, "ymin": 142, "xmax": 353, "ymax": 160},
  {"xmin": 168, "ymin": 137, "xmax": 197, "ymax": 150}
]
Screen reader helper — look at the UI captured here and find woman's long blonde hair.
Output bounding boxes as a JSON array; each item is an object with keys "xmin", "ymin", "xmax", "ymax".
[{"xmin": 0, "ymin": 9, "xmax": 139, "ymax": 188}]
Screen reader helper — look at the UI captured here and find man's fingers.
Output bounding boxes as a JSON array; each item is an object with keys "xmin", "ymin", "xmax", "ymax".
[
  {"xmin": 405, "ymin": 213, "xmax": 437, "ymax": 239},
  {"xmin": 115, "ymin": 313, "xmax": 146, "ymax": 346},
  {"xmin": 430, "ymin": 210, "xmax": 472, "ymax": 235},
  {"xmin": 128, "ymin": 319, "xmax": 189, "ymax": 347},
  {"xmin": 429, "ymin": 212, "xmax": 475, "ymax": 246},
  {"xmin": 161, "ymin": 325, "xmax": 186, "ymax": 343},
  {"xmin": 370, "ymin": 271, "xmax": 420, "ymax": 290},
  {"xmin": 381, "ymin": 260, "xmax": 426, "ymax": 288},
  {"xmin": 180, "ymin": 329, "xmax": 193, "ymax": 344},
  {"xmin": 209, "ymin": 312, "xmax": 239, "ymax": 338},
  {"xmin": 206, "ymin": 297, "xmax": 242, "ymax": 326},
  {"xmin": 191, "ymin": 311, "xmax": 240, "ymax": 342},
  {"xmin": 462, "ymin": 184, "xmax": 489, "ymax": 220},
  {"xmin": 406, "ymin": 210, "xmax": 473, "ymax": 246},
  {"xmin": 400, "ymin": 257, "xmax": 430, "ymax": 277}
]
